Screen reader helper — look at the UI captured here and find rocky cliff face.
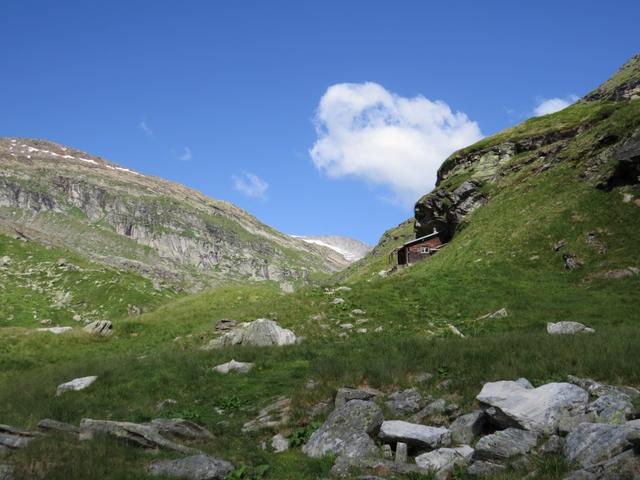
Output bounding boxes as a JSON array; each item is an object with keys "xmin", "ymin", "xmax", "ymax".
[
  {"xmin": 0, "ymin": 139, "xmax": 348, "ymax": 291},
  {"xmin": 414, "ymin": 54, "xmax": 640, "ymax": 241}
]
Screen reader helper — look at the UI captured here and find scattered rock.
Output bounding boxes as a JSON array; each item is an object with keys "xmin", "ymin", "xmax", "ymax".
[
  {"xmin": 476, "ymin": 308, "xmax": 508, "ymax": 320},
  {"xmin": 467, "ymin": 460, "xmax": 506, "ymax": 477},
  {"xmin": 374, "ymin": 326, "xmax": 384, "ymax": 333},
  {"xmin": 554, "ymin": 240, "xmax": 567, "ymax": 251},
  {"xmin": 332, "ymin": 297, "xmax": 345, "ymax": 305},
  {"xmin": 351, "ymin": 309, "xmax": 366, "ymax": 315},
  {"xmin": 147, "ymin": 454, "xmax": 234, "ymax": 480},
  {"xmin": 83, "ymin": 320, "xmax": 113, "ymax": 336},
  {"xmin": 205, "ymin": 319, "xmax": 296, "ymax": 348},
  {"xmin": 127, "ymin": 304, "xmax": 141, "ymax": 316},
  {"xmin": 564, "ymin": 422, "xmax": 640, "ymax": 468},
  {"xmin": 567, "ymin": 375, "xmax": 640, "ymax": 400},
  {"xmin": 449, "ymin": 411, "xmax": 487, "ymax": 444},
  {"xmin": 56, "ymin": 376, "xmax": 98, "ymax": 396},
  {"xmin": 547, "ymin": 321, "xmax": 595, "ymax": 334},
  {"xmin": 477, "ymin": 380, "xmax": 588, "ymax": 433},
  {"xmin": 36, "ymin": 326, "xmax": 72, "ymax": 334},
  {"xmin": 378, "ymin": 420, "xmax": 450, "ymax": 449},
  {"xmin": 587, "ymin": 391, "xmax": 635, "ymax": 424},
  {"xmin": 157, "ymin": 399, "xmax": 178, "ymax": 411},
  {"xmin": 0, "ymin": 256, "xmax": 11, "ymax": 267},
  {"xmin": 563, "ymin": 253, "xmax": 583, "ymax": 270},
  {"xmin": 447, "ymin": 324, "xmax": 465, "ymax": 338},
  {"xmin": 0, "ymin": 465, "xmax": 13, "ymax": 480},
  {"xmin": 79, "ymin": 419, "xmax": 199, "ymax": 454},
  {"xmin": 150, "ymin": 419, "xmax": 214, "ymax": 441},
  {"xmin": 565, "ymin": 449, "xmax": 640, "ymax": 480},
  {"xmin": 309, "ymin": 400, "xmax": 331, "ymax": 418},
  {"xmin": 242, "ymin": 396, "xmax": 290, "ymax": 433},
  {"xmin": 212, "ymin": 359, "xmax": 253, "ymax": 374},
  {"xmin": 473, "ymin": 428, "xmax": 538, "ymax": 461},
  {"xmin": 356, "ymin": 328, "xmax": 367, "ymax": 334},
  {"xmin": 415, "ymin": 445, "xmax": 474, "ymax": 479},
  {"xmin": 539, "ymin": 434, "xmax": 564, "ymax": 455},
  {"xmin": 382, "ymin": 444, "xmax": 392, "ymax": 459},
  {"xmin": 603, "ymin": 268, "xmax": 639, "ymax": 279},
  {"xmin": 214, "ymin": 319, "xmax": 236, "ymax": 332},
  {"xmin": 395, "ymin": 442, "xmax": 408, "ymax": 464},
  {"xmin": 37, "ymin": 419, "xmax": 79, "ymax": 434},
  {"xmin": 0, "ymin": 425, "xmax": 38, "ymax": 451},
  {"xmin": 271, "ymin": 433, "xmax": 289, "ymax": 453},
  {"xmin": 385, "ymin": 388, "xmax": 423, "ymax": 415},
  {"xmin": 339, "ymin": 323, "xmax": 354, "ymax": 330},
  {"xmin": 335, "ymin": 387, "xmax": 383, "ymax": 409},
  {"xmin": 303, "ymin": 400, "xmax": 383, "ymax": 460}
]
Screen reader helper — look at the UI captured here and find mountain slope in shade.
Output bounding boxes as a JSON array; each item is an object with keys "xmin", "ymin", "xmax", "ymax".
[
  {"xmin": 293, "ymin": 235, "xmax": 372, "ymax": 262},
  {"xmin": 0, "ymin": 138, "xmax": 349, "ymax": 294}
]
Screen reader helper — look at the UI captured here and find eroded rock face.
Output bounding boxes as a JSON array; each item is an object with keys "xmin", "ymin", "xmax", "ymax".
[
  {"xmin": 414, "ymin": 180, "xmax": 486, "ymax": 241},
  {"xmin": 147, "ymin": 454, "xmax": 234, "ymax": 480},
  {"xmin": 378, "ymin": 421, "xmax": 450, "ymax": 449},
  {"xmin": 303, "ymin": 400, "xmax": 383, "ymax": 460},
  {"xmin": 476, "ymin": 380, "xmax": 588, "ymax": 433}
]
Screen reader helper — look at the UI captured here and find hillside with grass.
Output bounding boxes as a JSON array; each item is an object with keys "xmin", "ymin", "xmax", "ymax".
[{"xmin": 0, "ymin": 56, "xmax": 639, "ymax": 480}]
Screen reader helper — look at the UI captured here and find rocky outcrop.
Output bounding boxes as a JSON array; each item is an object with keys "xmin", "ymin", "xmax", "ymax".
[{"xmin": 414, "ymin": 180, "xmax": 486, "ymax": 241}]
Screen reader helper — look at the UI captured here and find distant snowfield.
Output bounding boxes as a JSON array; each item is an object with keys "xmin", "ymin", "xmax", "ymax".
[{"xmin": 292, "ymin": 235, "xmax": 371, "ymax": 262}]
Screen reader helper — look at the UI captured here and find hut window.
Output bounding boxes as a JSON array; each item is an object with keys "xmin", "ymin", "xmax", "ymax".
[{"xmin": 420, "ymin": 247, "xmax": 429, "ymax": 254}]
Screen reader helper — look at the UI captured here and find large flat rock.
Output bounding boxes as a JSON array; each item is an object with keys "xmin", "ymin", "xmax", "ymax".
[
  {"xmin": 378, "ymin": 420, "xmax": 450, "ymax": 449},
  {"xmin": 476, "ymin": 380, "xmax": 588, "ymax": 433}
]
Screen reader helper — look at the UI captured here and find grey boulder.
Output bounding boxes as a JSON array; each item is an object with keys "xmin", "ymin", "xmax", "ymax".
[
  {"xmin": 205, "ymin": 319, "xmax": 296, "ymax": 348},
  {"xmin": 0, "ymin": 425, "xmax": 39, "ymax": 451},
  {"xmin": 546, "ymin": 321, "xmax": 594, "ymax": 334},
  {"xmin": 565, "ymin": 449, "xmax": 640, "ymax": 480},
  {"xmin": 476, "ymin": 380, "xmax": 588, "ymax": 433},
  {"xmin": 37, "ymin": 419, "xmax": 79, "ymax": 434},
  {"xmin": 303, "ymin": 400, "xmax": 383, "ymax": 460},
  {"xmin": 335, "ymin": 386, "xmax": 383, "ymax": 409},
  {"xmin": 147, "ymin": 454, "xmax": 234, "ymax": 480},
  {"xmin": 473, "ymin": 428, "xmax": 538, "ymax": 462},
  {"xmin": 212, "ymin": 359, "xmax": 253, "ymax": 374},
  {"xmin": 415, "ymin": 445, "xmax": 474, "ymax": 479},
  {"xmin": 564, "ymin": 422, "xmax": 640, "ymax": 468},
  {"xmin": 378, "ymin": 420, "xmax": 450, "ymax": 449},
  {"xmin": 450, "ymin": 411, "xmax": 487, "ymax": 444},
  {"xmin": 587, "ymin": 392, "xmax": 635, "ymax": 424},
  {"xmin": 385, "ymin": 388, "xmax": 423, "ymax": 415}
]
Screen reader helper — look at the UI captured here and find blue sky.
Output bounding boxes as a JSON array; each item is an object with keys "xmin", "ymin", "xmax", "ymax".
[{"xmin": 1, "ymin": 1, "xmax": 638, "ymax": 244}]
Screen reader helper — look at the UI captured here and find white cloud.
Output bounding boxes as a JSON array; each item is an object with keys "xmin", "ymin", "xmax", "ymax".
[
  {"xmin": 178, "ymin": 146, "xmax": 192, "ymax": 161},
  {"xmin": 139, "ymin": 120, "xmax": 153, "ymax": 137},
  {"xmin": 533, "ymin": 95, "xmax": 579, "ymax": 116},
  {"xmin": 232, "ymin": 172, "xmax": 269, "ymax": 200},
  {"xmin": 309, "ymin": 82, "xmax": 483, "ymax": 207}
]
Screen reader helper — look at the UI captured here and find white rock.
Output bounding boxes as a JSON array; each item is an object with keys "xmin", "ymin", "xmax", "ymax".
[
  {"xmin": 56, "ymin": 376, "xmax": 98, "ymax": 396},
  {"xmin": 212, "ymin": 359, "xmax": 253, "ymax": 374},
  {"xmin": 547, "ymin": 321, "xmax": 595, "ymax": 334},
  {"xmin": 415, "ymin": 445, "xmax": 474, "ymax": 479},
  {"xmin": 339, "ymin": 323, "xmax": 353, "ymax": 329},
  {"xmin": 447, "ymin": 324, "xmax": 465, "ymax": 338},
  {"xmin": 476, "ymin": 380, "xmax": 588, "ymax": 433},
  {"xmin": 37, "ymin": 327, "xmax": 72, "ymax": 334},
  {"xmin": 332, "ymin": 297, "xmax": 345, "ymax": 305},
  {"xmin": 205, "ymin": 319, "xmax": 296, "ymax": 348},
  {"xmin": 271, "ymin": 433, "xmax": 289, "ymax": 453},
  {"xmin": 378, "ymin": 420, "xmax": 450, "ymax": 448},
  {"xmin": 83, "ymin": 320, "xmax": 113, "ymax": 336}
]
